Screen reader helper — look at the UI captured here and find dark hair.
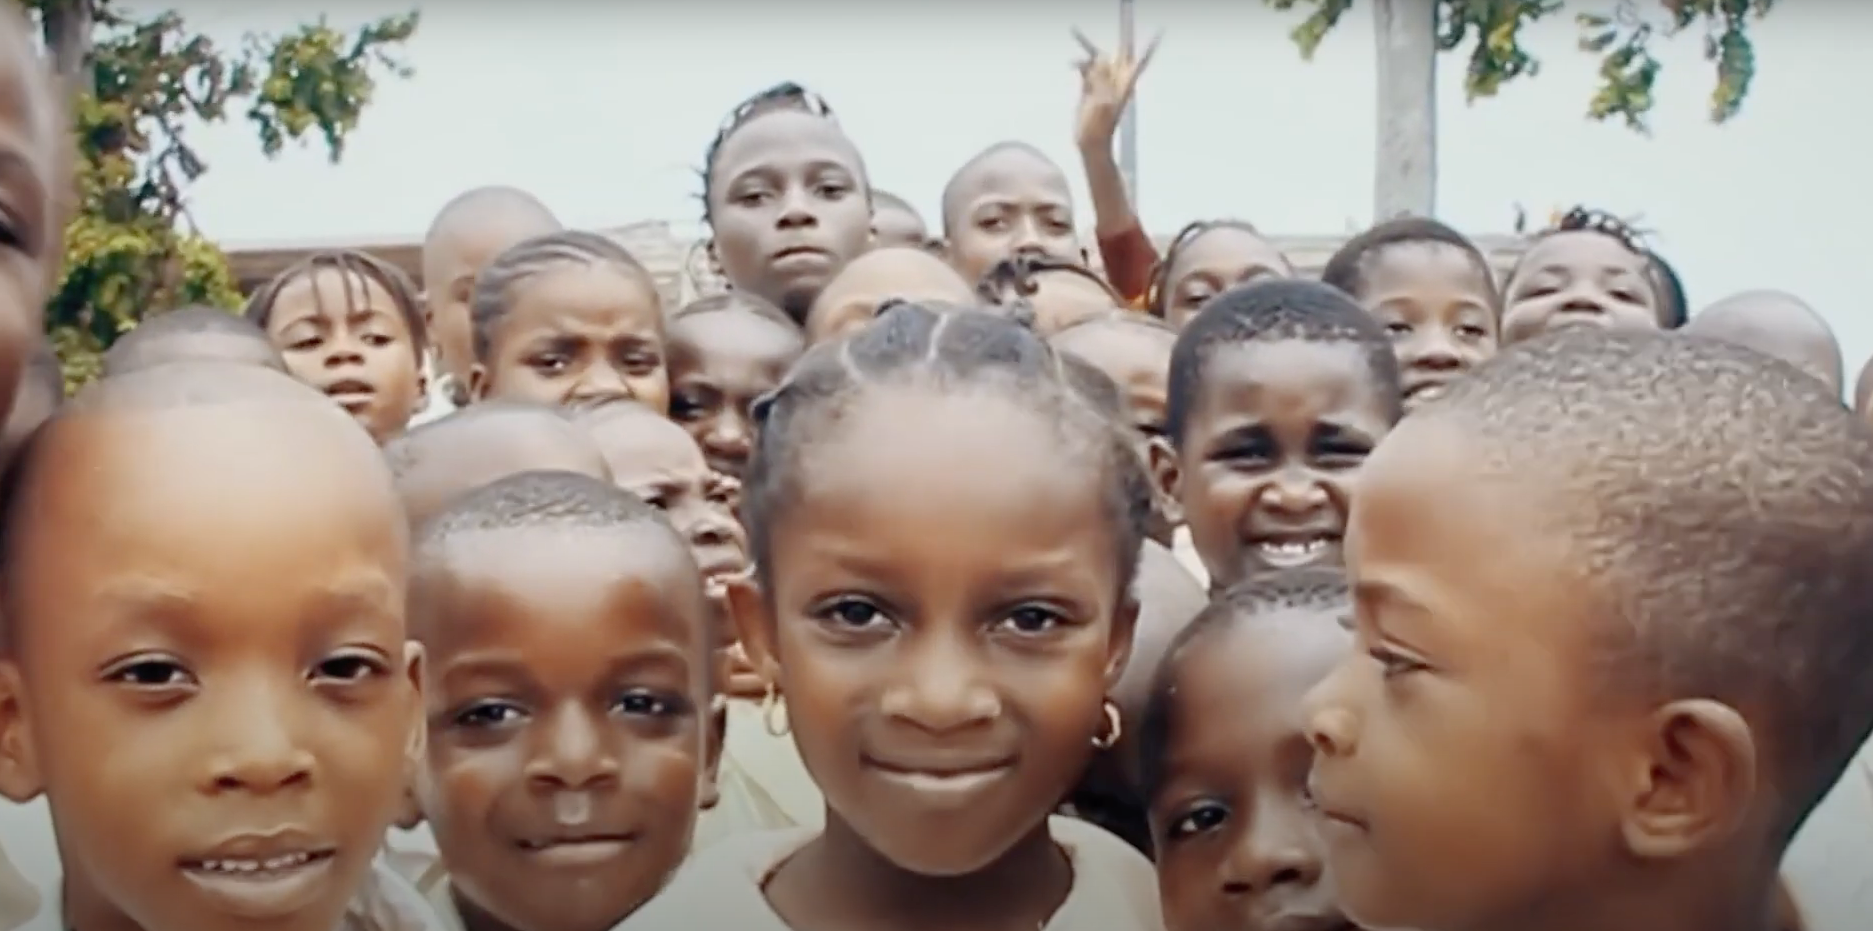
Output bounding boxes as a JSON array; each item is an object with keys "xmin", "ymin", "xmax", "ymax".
[
  {"xmin": 1137, "ymin": 568, "xmax": 1351, "ymax": 802},
  {"xmin": 243, "ymin": 250, "xmax": 427, "ymax": 361},
  {"xmin": 1165, "ymin": 280, "xmax": 1404, "ymax": 448},
  {"xmin": 699, "ymin": 82, "xmax": 838, "ymax": 226},
  {"xmin": 1147, "ymin": 220, "xmax": 1293, "ymax": 316},
  {"xmin": 416, "ymin": 468, "xmax": 676, "ymax": 548},
  {"xmin": 1647, "ymin": 250, "xmax": 1688, "ymax": 329},
  {"xmin": 1319, "ymin": 216, "xmax": 1499, "ymax": 310},
  {"xmin": 975, "ymin": 254, "xmax": 1122, "ymax": 308},
  {"xmin": 1427, "ymin": 329, "xmax": 1873, "ymax": 841},
  {"xmin": 470, "ymin": 230, "xmax": 653, "ymax": 361},
  {"xmin": 105, "ymin": 305, "xmax": 282, "ymax": 378},
  {"xmin": 670, "ymin": 292, "xmax": 798, "ymax": 330},
  {"xmin": 1506, "ymin": 207, "xmax": 1660, "ymax": 306},
  {"xmin": 742, "ymin": 302, "xmax": 1152, "ymax": 597}
]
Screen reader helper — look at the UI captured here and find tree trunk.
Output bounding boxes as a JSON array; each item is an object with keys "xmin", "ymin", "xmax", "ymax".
[
  {"xmin": 1372, "ymin": 0, "xmax": 1437, "ymax": 219},
  {"xmin": 39, "ymin": 0, "xmax": 95, "ymax": 95}
]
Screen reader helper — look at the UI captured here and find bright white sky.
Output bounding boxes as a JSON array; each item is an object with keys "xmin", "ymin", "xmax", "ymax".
[{"xmin": 172, "ymin": 2, "xmax": 1872, "ymax": 369}]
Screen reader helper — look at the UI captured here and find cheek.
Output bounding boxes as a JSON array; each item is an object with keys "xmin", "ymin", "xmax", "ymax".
[
  {"xmin": 425, "ymin": 745, "xmax": 520, "ymax": 830},
  {"xmin": 624, "ymin": 740, "xmax": 704, "ymax": 809}
]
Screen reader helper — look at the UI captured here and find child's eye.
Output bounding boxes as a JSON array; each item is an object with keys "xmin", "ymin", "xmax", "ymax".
[
  {"xmin": 818, "ymin": 597, "xmax": 889, "ymax": 630},
  {"xmin": 529, "ymin": 354, "xmax": 570, "ymax": 374},
  {"xmin": 975, "ymin": 217, "xmax": 1008, "ymax": 233},
  {"xmin": 364, "ymin": 333, "xmax": 395, "ymax": 347},
  {"xmin": 1367, "ymin": 645, "xmax": 1426, "ymax": 679},
  {"xmin": 613, "ymin": 689, "xmax": 685, "ymax": 718},
  {"xmin": 0, "ymin": 217, "xmax": 21, "ymax": 250},
  {"xmin": 734, "ymin": 190, "xmax": 770, "ymax": 208},
  {"xmin": 289, "ymin": 338, "xmax": 321, "ymax": 352},
  {"xmin": 1385, "ymin": 321, "xmax": 1411, "ymax": 336},
  {"xmin": 669, "ymin": 394, "xmax": 708, "ymax": 422},
  {"xmin": 815, "ymin": 182, "xmax": 850, "ymax": 199},
  {"xmin": 998, "ymin": 604, "xmax": 1065, "ymax": 636},
  {"xmin": 103, "ymin": 656, "xmax": 195, "ymax": 689},
  {"xmin": 1167, "ymin": 800, "xmax": 1230, "ymax": 840},
  {"xmin": 311, "ymin": 651, "xmax": 387, "ymax": 683},
  {"xmin": 622, "ymin": 352, "xmax": 662, "ymax": 374},
  {"xmin": 1610, "ymin": 289, "xmax": 1642, "ymax": 303},
  {"xmin": 1456, "ymin": 324, "xmax": 1490, "ymax": 340},
  {"xmin": 455, "ymin": 699, "xmax": 527, "ymax": 729}
]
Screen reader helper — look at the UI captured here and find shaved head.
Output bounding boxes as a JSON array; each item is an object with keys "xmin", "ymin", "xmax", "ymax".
[{"xmin": 1687, "ymin": 290, "xmax": 1842, "ymax": 394}]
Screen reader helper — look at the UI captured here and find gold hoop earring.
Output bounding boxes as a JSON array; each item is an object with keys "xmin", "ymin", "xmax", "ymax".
[
  {"xmin": 761, "ymin": 681, "xmax": 790, "ymax": 738},
  {"xmin": 1091, "ymin": 698, "xmax": 1122, "ymax": 750}
]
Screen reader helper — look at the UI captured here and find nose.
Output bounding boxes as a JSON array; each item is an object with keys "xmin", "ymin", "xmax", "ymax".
[
  {"xmin": 322, "ymin": 338, "xmax": 365, "ymax": 368},
  {"xmin": 705, "ymin": 411, "xmax": 752, "ymax": 462},
  {"xmin": 524, "ymin": 706, "xmax": 621, "ymax": 791},
  {"xmin": 567, "ymin": 363, "xmax": 632, "ymax": 405},
  {"xmin": 1258, "ymin": 469, "xmax": 1329, "ymax": 519},
  {"xmin": 777, "ymin": 186, "xmax": 818, "ymax": 230},
  {"xmin": 880, "ymin": 636, "xmax": 1001, "ymax": 735},
  {"xmin": 1558, "ymin": 286, "xmax": 1608, "ymax": 316},
  {"xmin": 1406, "ymin": 331, "xmax": 1464, "ymax": 372},
  {"xmin": 1303, "ymin": 662, "xmax": 1357, "ymax": 759},
  {"xmin": 1009, "ymin": 218, "xmax": 1048, "ymax": 257},
  {"xmin": 1220, "ymin": 800, "xmax": 1325, "ymax": 897},
  {"xmin": 203, "ymin": 679, "xmax": 316, "ymax": 795},
  {"xmin": 687, "ymin": 507, "xmax": 737, "ymax": 550}
]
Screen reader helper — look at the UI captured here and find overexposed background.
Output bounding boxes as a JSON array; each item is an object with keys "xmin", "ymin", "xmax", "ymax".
[{"xmin": 171, "ymin": 2, "xmax": 1870, "ymax": 365}]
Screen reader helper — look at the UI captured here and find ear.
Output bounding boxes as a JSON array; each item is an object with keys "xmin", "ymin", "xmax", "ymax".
[
  {"xmin": 467, "ymin": 363, "xmax": 490, "ymax": 402},
  {"xmin": 393, "ymin": 785, "xmax": 426, "ymax": 831},
  {"xmin": 411, "ymin": 369, "xmax": 430, "ymax": 417},
  {"xmin": 1146, "ymin": 435, "xmax": 1184, "ymax": 528},
  {"xmin": 447, "ymin": 274, "xmax": 475, "ymax": 309},
  {"xmin": 1103, "ymin": 595, "xmax": 1139, "ymax": 694},
  {"xmin": 400, "ymin": 641, "xmax": 427, "ymax": 786},
  {"xmin": 723, "ymin": 574, "xmax": 778, "ymax": 684},
  {"xmin": 1619, "ymin": 698, "xmax": 1757, "ymax": 861},
  {"xmin": 704, "ymin": 239, "xmax": 724, "ymax": 277},
  {"xmin": 699, "ymin": 689, "xmax": 726, "ymax": 812},
  {"xmin": 417, "ymin": 290, "xmax": 433, "ymax": 328},
  {"xmin": 0, "ymin": 661, "xmax": 42, "ymax": 803}
]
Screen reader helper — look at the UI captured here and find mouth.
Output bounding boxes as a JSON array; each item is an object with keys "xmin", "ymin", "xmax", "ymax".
[
  {"xmin": 177, "ymin": 843, "xmax": 338, "ymax": 918},
  {"xmin": 515, "ymin": 833, "xmax": 638, "ymax": 868},
  {"xmin": 865, "ymin": 757, "xmax": 1016, "ymax": 796},
  {"xmin": 1402, "ymin": 379, "xmax": 1450, "ymax": 406},
  {"xmin": 321, "ymin": 379, "xmax": 376, "ymax": 411},
  {"xmin": 771, "ymin": 245, "xmax": 833, "ymax": 268},
  {"xmin": 694, "ymin": 544, "xmax": 748, "ymax": 581},
  {"xmin": 1249, "ymin": 533, "xmax": 1341, "ymax": 570}
]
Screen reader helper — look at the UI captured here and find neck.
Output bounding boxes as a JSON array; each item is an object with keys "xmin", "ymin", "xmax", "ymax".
[{"xmin": 771, "ymin": 811, "xmax": 1072, "ymax": 931}]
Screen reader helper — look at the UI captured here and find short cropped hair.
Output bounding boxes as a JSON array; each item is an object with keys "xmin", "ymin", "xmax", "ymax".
[
  {"xmin": 102, "ymin": 306, "xmax": 283, "ymax": 378},
  {"xmin": 1421, "ymin": 329, "xmax": 1873, "ymax": 839},
  {"xmin": 417, "ymin": 468, "xmax": 674, "ymax": 548}
]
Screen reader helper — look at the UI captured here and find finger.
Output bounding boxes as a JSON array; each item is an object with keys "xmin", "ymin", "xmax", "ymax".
[
  {"xmin": 1136, "ymin": 30, "xmax": 1163, "ymax": 72},
  {"xmin": 1072, "ymin": 27, "xmax": 1101, "ymax": 59}
]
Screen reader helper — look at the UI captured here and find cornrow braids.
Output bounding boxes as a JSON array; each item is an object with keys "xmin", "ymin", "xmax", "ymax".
[
  {"xmin": 698, "ymin": 82, "xmax": 837, "ymax": 226},
  {"xmin": 670, "ymin": 292, "xmax": 797, "ymax": 330},
  {"xmin": 243, "ymin": 249, "xmax": 428, "ymax": 361},
  {"xmin": 1146, "ymin": 219, "xmax": 1282, "ymax": 316},
  {"xmin": 470, "ymin": 230, "xmax": 654, "ymax": 361},
  {"xmin": 741, "ymin": 302, "xmax": 1154, "ymax": 599}
]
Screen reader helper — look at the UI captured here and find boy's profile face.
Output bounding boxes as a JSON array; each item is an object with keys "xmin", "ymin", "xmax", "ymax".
[
  {"xmin": 413, "ymin": 526, "xmax": 710, "ymax": 931},
  {"xmin": 0, "ymin": 402, "xmax": 419, "ymax": 931},
  {"xmin": 1301, "ymin": 414, "xmax": 1629, "ymax": 931}
]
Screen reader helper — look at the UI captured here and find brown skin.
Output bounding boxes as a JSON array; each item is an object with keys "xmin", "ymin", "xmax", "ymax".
[
  {"xmin": 1501, "ymin": 232, "xmax": 1659, "ymax": 346},
  {"xmin": 471, "ymin": 264, "xmax": 668, "ymax": 413},
  {"xmin": 1027, "ymin": 272, "xmax": 1123, "ymax": 337},
  {"xmin": 1159, "ymin": 229, "xmax": 1293, "ymax": 328},
  {"xmin": 707, "ymin": 110, "xmax": 873, "ymax": 325},
  {"xmin": 0, "ymin": 15, "xmax": 59, "ymax": 430},
  {"xmin": 578, "ymin": 404, "xmax": 748, "ymax": 591},
  {"xmin": 0, "ymin": 401, "xmax": 421, "ymax": 931},
  {"xmin": 725, "ymin": 388, "xmax": 1136, "ymax": 931},
  {"xmin": 804, "ymin": 248, "xmax": 975, "ymax": 345},
  {"xmin": 422, "ymin": 197, "xmax": 561, "ymax": 398},
  {"xmin": 668, "ymin": 306, "xmax": 804, "ymax": 480},
  {"xmin": 943, "ymin": 148, "xmax": 1081, "ymax": 287},
  {"xmin": 1167, "ymin": 340, "xmax": 1394, "ymax": 591},
  {"xmin": 871, "ymin": 203, "xmax": 928, "ymax": 251},
  {"xmin": 1305, "ymin": 414, "xmax": 1769, "ymax": 931},
  {"xmin": 1355, "ymin": 243, "xmax": 1498, "ymax": 410},
  {"xmin": 265, "ymin": 267, "xmax": 426, "ymax": 443},
  {"xmin": 1051, "ymin": 319, "xmax": 1174, "ymax": 441},
  {"xmin": 1152, "ymin": 608, "xmax": 1358, "ymax": 931},
  {"xmin": 393, "ymin": 415, "xmax": 612, "ymax": 529},
  {"xmin": 1856, "ymin": 355, "xmax": 1873, "ymax": 423},
  {"xmin": 413, "ymin": 525, "xmax": 711, "ymax": 931},
  {"xmin": 1684, "ymin": 291, "xmax": 1843, "ymax": 395}
]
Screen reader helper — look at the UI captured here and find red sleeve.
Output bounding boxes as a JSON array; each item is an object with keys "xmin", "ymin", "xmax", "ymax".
[{"xmin": 1096, "ymin": 222, "xmax": 1161, "ymax": 305}]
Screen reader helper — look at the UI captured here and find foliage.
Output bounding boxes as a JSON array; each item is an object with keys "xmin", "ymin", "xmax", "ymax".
[
  {"xmin": 1264, "ymin": 0, "xmax": 1777, "ymax": 134},
  {"xmin": 22, "ymin": 1, "xmax": 417, "ymax": 391}
]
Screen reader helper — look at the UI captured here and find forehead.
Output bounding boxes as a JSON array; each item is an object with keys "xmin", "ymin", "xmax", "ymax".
[
  {"xmin": 273, "ymin": 267, "xmax": 399, "ymax": 315},
  {"xmin": 589, "ymin": 413, "xmax": 705, "ymax": 480},
  {"xmin": 953, "ymin": 149, "xmax": 1070, "ymax": 204},
  {"xmin": 1520, "ymin": 230, "xmax": 1646, "ymax": 274},
  {"xmin": 669, "ymin": 309, "xmax": 801, "ymax": 361},
  {"xmin": 1168, "ymin": 227, "xmax": 1285, "ymax": 276},
  {"xmin": 1364, "ymin": 241, "xmax": 1491, "ymax": 289},
  {"xmin": 1174, "ymin": 611, "xmax": 1350, "ymax": 715},
  {"xmin": 713, "ymin": 109, "xmax": 862, "ymax": 180},
  {"xmin": 1198, "ymin": 339, "xmax": 1378, "ymax": 410},
  {"xmin": 510, "ymin": 263, "xmax": 659, "ymax": 318}
]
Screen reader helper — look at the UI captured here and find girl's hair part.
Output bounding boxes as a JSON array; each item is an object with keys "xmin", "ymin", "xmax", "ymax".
[
  {"xmin": 242, "ymin": 249, "xmax": 428, "ymax": 360},
  {"xmin": 470, "ymin": 230, "xmax": 654, "ymax": 361}
]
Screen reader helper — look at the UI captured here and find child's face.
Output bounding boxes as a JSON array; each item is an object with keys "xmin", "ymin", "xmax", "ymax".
[
  {"xmin": 1501, "ymin": 231, "xmax": 1658, "ymax": 345},
  {"xmin": 668, "ymin": 308, "xmax": 804, "ymax": 479},
  {"xmin": 414, "ymin": 526, "xmax": 709, "ymax": 931},
  {"xmin": 587, "ymin": 410, "xmax": 748, "ymax": 588},
  {"xmin": 944, "ymin": 149, "xmax": 1080, "ymax": 287},
  {"xmin": 1027, "ymin": 273, "xmax": 1121, "ymax": 336},
  {"xmin": 0, "ymin": 23, "xmax": 57, "ymax": 429},
  {"xmin": 1175, "ymin": 340, "xmax": 1392, "ymax": 591},
  {"xmin": 475, "ymin": 264, "xmax": 668, "ymax": 413},
  {"xmin": 741, "ymin": 389, "xmax": 1135, "ymax": 875},
  {"xmin": 1303, "ymin": 415, "xmax": 1628, "ymax": 931},
  {"xmin": 266, "ymin": 267, "xmax": 424, "ymax": 443},
  {"xmin": 1052, "ymin": 322, "xmax": 1174, "ymax": 441},
  {"xmin": 1358, "ymin": 243, "xmax": 1498, "ymax": 411},
  {"xmin": 708, "ymin": 111, "xmax": 872, "ymax": 321},
  {"xmin": 804, "ymin": 249, "xmax": 976, "ymax": 345},
  {"xmin": 871, "ymin": 204, "xmax": 928, "ymax": 251},
  {"xmin": 1152, "ymin": 609, "xmax": 1354, "ymax": 931},
  {"xmin": 430, "ymin": 220, "xmax": 560, "ymax": 388},
  {"xmin": 1160, "ymin": 229, "xmax": 1291, "ymax": 328},
  {"xmin": 0, "ymin": 405, "xmax": 417, "ymax": 931}
]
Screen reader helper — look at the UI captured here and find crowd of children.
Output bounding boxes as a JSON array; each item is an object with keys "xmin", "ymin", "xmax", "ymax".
[{"xmin": 1, "ymin": 8, "xmax": 1871, "ymax": 931}]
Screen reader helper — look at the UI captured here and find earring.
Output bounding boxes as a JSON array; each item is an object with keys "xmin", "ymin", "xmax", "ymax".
[
  {"xmin": 761, "ymin": 680, "xmax": 791, "ymax": 738},
  {"xmin": 1091, "ymin": 698, "xmax": 1122, "ymax": 750}
]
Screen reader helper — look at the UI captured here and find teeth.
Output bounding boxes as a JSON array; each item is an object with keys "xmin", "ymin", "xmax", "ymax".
[{"xmin": 191, "ymin": 852, "xmax": 316, "ymax": 874}]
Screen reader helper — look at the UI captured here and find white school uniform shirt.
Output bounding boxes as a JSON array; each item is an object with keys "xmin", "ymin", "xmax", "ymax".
[
  {"xmin": 408, "ymin": 357, "xmax": 461, "ymax": 428},
  {"xmin": 1783, "ymin": 736, "xmax": 1873, "ymax": 931},
  {"xmin": 618, "ymin": 816, "xmax": 1166, "ymax": 931}
]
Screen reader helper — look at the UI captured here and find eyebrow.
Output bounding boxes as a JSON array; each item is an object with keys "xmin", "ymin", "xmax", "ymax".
[{"xmin": 439, "ymin": 643, "xmax": 697, "ymax": 687}]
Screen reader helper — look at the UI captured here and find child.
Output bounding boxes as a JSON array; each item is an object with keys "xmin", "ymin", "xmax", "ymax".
[
  {"xmin": 1164, "ymin": 280, "xmax": 1402, "ymax": 592},
  {"xmin": 1649, "ymin": 249, "xmax": 1691, "ymax": 329},
  {"xmin": 384, "ymin": 402, "xmax": 612, "ymax": 528},
  {"xmin": 1304, "ymin": 330, "xmax": 1873, "ymax": 931},
  {"xmin": 701, "ymin": 83, "xmax": 872, "ymax": 326},
  {"xmin": 804, "ymin": 246, "xmax": 976, "ymax": 344},
  {"xmin": 0, "ymin": 6, "xmax": 61, "ymax": 432},
  {"xmin": 247, "ymin": 251, "xmax": 428, "ymax": 444},
  {"xmin": 1, "ymin": 342, "xmax": 62, "ymax": 475},
  {"xmin": 1051, "ymin": 311, "xmax": 1176, "ymax": 442},
  {"xmin": 1140, "ymin": 568, "xmax": 1355, "ymax": 931},
  {"xmin": 102, "ymin": 306, "xmax": 286, "ymax": 378},
  {"xmin": 1146, "ymin": 222, "xmax": 1294, "ymax": 327},
  {"xmin": 468, "ymin": 231, "xmax": 667, "ymax": 412},
  {"xmin": 1320, "ymin": 216, "xmax": 1500, "ymax": 410},
  {"xmin": 666, "ymin": 294, "xmax": 805, "ymax": 479},
  {"xmin": 977, "ymin": 255, "xmax": 1126, "ymax": 336},
  {"xmin": 420, "ymin": 186, "xmax": 561, "ymax": 412},
  {"xmin": 941, "ymin": 141, "xmax": 1083, "ymax": 287},
  {"xmin": 0, "ymin": 363, "xmax": 432, "ymax": 931},
  {"xmin": 871, "ymin": 190, "xmax": 931, "ymax": 251},
  {"xmin": 1500, "ymin": 207, "xmax": 1661, "ymax": 345},
  {"xmin": 625, "ymin": 303, "xmax": 1164, "ymax": 930},
  {"xmin": 1685, "ymin": 290, "xmax": 1843, "ymax": 395},
  {"xmin": 407, "ymin": 471, "xmax": 714, "ymax": 931}
]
